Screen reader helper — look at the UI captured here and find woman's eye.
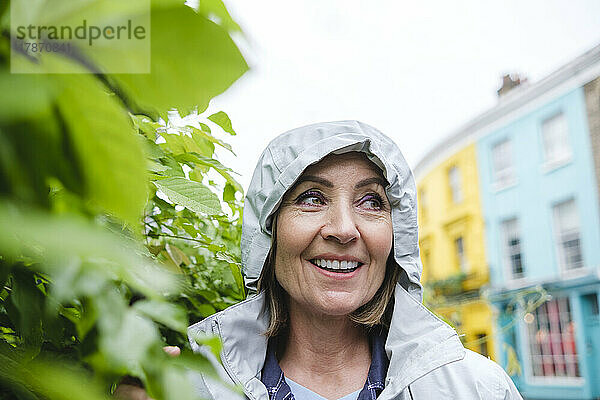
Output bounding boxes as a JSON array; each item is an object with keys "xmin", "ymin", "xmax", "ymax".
[
  {"xmin": 297, "ymin": 191, "xmax": 325, "ymax": 206},
  {"xmin": 360, "ymin": 194, "xmax": 383, "ymax": 210}
]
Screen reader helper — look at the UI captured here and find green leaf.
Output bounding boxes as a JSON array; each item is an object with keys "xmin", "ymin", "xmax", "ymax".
[
  {"xmin": 191, "ymin": 126, "xmax": 234, "ymax": 155},
  {"xmin": 0, "ymin": 204, "xmax": 181, "ymax": 299},
  {"xmin": 196, "ymin": 0, "xmax": 242, "ymax": 33},
  {"xmin": 165, "ymin": 243, "xmax": 191, "ymax": 267},
  {"xmin": 153, "ymin": 177, "xmax": 222, "ymax": 216},
  {"xmin": 190, "ymin": 331, "xmax": 222, "ymax": 360},
  {"xmin": 195, "ymin": 290, "xmax": 218, "ymax": 303},
  {"xmin": 223, "ymin": 183, "xmax": 236, "ymax": 203},
  {"xmin": 133, "ymin": 300, "xmax": 188, "ymax": 333},
  {"xmin": 180, "ymin": 222, "xmax": 199, "ymax": 238},
  {"xmin": 162, "ymin": 366, "xmax": 197, "ymax": 400},
  {"xmin": 141, "ymin": 136, "xmax": 166, "ymax": 159},
  {"xmin": 159, "ymin": 155, "xmax": 186, "ymax": 177},
  {"xmin": 199, "ymin": 123, "xmax": 211, "ymax": 133},
  {"xmin": 14, "ymin": 0, "xmax": 148, "ymax": 31},
  {"xmin": 131, "ymin": 114, "xmax": 163, "ymax": 138},
  {"xmin": 208, "ymin": 111, "xmax": 236, "ymax": 135},
  {"xmin": 110, "ymin": 6, "xmax": 248, "ymax": 114},
  {"xmin": 175, "ymin": 153, "xmax": 243, "ymax": 193},
  {"xmin": 161, "ymin": 129, "xmax": 215, "ymax": 158},
  {"xmin": 169, "ymin": 351, "xmax": 217, "ymax": 377},
  {"xmin": 95, "ymin": 295, "xmax": 159, "ymax": 370},
  {"xmin": 215, "ymin": 251, "xmax": 240, "ymax": 266},
  {"xmin": 0, "ymin": 352, "xmax": 111, "ymax": 400},
  {"xmin": 184, "ymin": 296, "xmax": 217, "ymax": 318},
  {"xmin": 56, "ymin": 74, "xmax": 148, "ymax": 227},
  {"xmin": 10, "ymin": 1, "xmax": 150, "ymax": 75},
  {"xmin": 9, "ymin": 267, "xmax": 44, "ymax": 356},
  {"xmin": 0, "ymin": 259, "xmax": 10, "ymax": 289},
  {"xmin": 148, "ymin": 159, "xmax": 170, "ymax": 174},
  {"xmin": 228, "ymin": 264, "xmax": 244, "ymax": 296},
  {"xmin": 0, "ymin": 72, "xmax": 55, "ymax": 123}
]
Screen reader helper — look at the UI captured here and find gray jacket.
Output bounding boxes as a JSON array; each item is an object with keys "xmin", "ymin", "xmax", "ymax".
[{"xmin": 188, "ymin": 121, "xmax": 522, "ymax": 399}]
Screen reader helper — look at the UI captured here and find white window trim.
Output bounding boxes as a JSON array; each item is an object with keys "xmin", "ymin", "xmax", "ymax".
[
  {"xmin": 448, "ymin": 166, "xmax": 463, "ymax": 203},
  {"xmin": 540, "ymin": 112, "xmax": 573, "ymax": 172},
  {"xmin": 560, "ymin": 266, "xmax": 591, "ymax": 280},
  {"xmin": 491, "ymin": 139, "xmax": 517, "ymax": 191},
  {"xmin": 504, "ymin": 275, "xmax": 531, "ymax": 290},
  {"xmin": 492, "ymin": 176, "xmax": 518, "ymax": 193},
  {"xmin": 541, "ymin": 153, "xmax": 573, "ymax": 174},
  {"xmin": 552, "ymin": 199, "xmax": 584, "ymax": 274}
]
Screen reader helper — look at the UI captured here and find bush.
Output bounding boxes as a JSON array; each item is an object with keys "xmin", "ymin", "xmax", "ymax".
[{"xmin": 0, "ymin": 1, "xmax": 248, "ymax": 398}]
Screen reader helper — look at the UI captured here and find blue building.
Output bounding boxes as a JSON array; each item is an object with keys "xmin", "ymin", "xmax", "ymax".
[
  {"xmin": 476, "ymin": 48, "xmax": 600, "ymax": 399},
  {"xmin": 415, "ymin": 44, "xmax": 600, "ymax": 399}
]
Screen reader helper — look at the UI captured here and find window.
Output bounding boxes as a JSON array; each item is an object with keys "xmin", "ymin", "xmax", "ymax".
[
  {"xmin": 582, "ymin": 293, "xmax": 599, "ymax": 316},
  {"xmin": 525, "ymin": 297, "xmax": 580, "ymax": 378},
  {"xmin": 541, "ymin": 112, "xmax": 571, "ymax": 167},
  {"xmin": 448, "ymin": 166, "xmax": 463, "ymax": 203},
  {"xmin": 492, "ymin": 139, "xmax": 515, "ymax": 187},
  {"xmin": 553, "ymin": 199, "xmax": 583, "ymax": 271},
  {"xmin": 501, "ymin": 218, "xmax": 524, "ymax": 279},
  {"xmin": 455, "ymin": 236, "xmax": 467, "ymax": 272},
  {"xmin": 476, "ymin": 333, "xmax": 489, "ymax": 358}
]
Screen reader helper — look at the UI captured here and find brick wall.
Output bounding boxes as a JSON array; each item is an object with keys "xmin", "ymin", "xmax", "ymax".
[{"xmin": 584, "ymin": 77, "xmax": 600, "ymax": 202}]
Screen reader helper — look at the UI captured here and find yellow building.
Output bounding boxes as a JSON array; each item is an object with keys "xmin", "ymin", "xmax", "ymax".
[{"xmin": 416, "ymin": 143, "xmax": 496, "ymax": 360}]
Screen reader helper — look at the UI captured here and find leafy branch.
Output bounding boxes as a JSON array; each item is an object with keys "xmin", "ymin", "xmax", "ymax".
[{"xmin": 0, "ymin": 0, "xmax": 248, "ymax": 399}]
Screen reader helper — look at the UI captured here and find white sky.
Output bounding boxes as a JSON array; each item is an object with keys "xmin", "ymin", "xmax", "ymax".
[{"xmin": 206, "ymin": 0, "xmax": 600, "ymax": 191}]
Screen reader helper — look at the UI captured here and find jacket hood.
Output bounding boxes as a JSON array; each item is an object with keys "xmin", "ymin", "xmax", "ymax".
[{"xmin": 241, "ymin": 120, "xmax": 423, "ymax": 300}]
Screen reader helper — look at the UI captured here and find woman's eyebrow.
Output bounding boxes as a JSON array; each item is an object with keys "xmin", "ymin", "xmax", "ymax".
[
  {"xmin": 294, "ymin": 175, "xmax": 333, "ymax": 188},
  {"xmin": 354, "ymin": 177, "xmax": 387, "ymax": 189}
]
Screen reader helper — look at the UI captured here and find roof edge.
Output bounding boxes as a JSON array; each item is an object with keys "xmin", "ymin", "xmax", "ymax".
[{"xmin": 414, "ymin": 43, "xmax": 600, "ymax": 180}]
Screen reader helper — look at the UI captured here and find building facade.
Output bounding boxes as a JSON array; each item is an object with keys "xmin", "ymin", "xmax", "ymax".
[
  {"xmin": 415, "ymin": 44, "xmax": 600, "ymax": 399},
  {"xmin": 417, "ymin": 144, "xmax": 495, "ymax": 360}
]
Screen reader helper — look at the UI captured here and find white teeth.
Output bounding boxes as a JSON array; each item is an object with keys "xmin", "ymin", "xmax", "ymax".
[{"xmin": 312, "ymin": 259, "xmax": 360, "ymax": 270}]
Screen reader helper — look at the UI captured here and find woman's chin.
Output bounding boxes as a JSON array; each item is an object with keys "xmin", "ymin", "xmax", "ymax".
[{"xmin": 307, "ymin": 295, "xmax": 364, "ymax": 318}]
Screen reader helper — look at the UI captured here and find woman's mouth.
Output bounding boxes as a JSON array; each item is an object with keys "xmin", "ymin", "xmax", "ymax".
[{"xmin": 309, "ymin": 259, "xmax": 362, "ymax": 273}]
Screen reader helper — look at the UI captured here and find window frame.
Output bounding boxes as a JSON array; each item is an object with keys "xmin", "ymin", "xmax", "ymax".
[
  {"xmin": 521, "ymin": 296, "xmax": 584, "ymax": 385},
  {"xmin": 454, "ymin": 236, "xmax": 467, "ymax": 273},
  {"xmin": 552, "ymin": 199, "xmax": 584, "ymax": 273},
  {"xmin": 448, "ymin": 166, "xmax": 463, "ymax": 204},
  {"xmin": 540, "ymin": 111, "xmax": 572, "ymax": 172},
  {"xmin": 501, "ymin": 217, "xmax": 525, "ymax": 281},
  {"xmin": 491, "ymin": 138, "xmax": 516, "ymax": 190}
]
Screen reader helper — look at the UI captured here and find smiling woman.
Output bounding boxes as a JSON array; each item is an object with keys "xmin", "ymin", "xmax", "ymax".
[
  {"xmin": 261, "ymin": 152, "xmax": 397, "ymax": 332},
  {"xmin": 187, "ymin": 121, "xmax": 522, "ymax": 400}
]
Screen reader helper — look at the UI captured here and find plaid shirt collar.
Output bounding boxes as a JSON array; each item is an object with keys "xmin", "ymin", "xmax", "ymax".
[{"xmin": 261, "ymin": 329, "xmax": 389, "ymax": 400}]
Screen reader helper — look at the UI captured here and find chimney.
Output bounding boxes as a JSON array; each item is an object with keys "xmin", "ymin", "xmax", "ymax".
[{"xmin": 497, "ymin": 73, "xmax": 527, "ymax": 97}]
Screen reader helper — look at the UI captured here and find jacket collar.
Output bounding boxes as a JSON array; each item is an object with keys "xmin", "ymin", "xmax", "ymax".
[
  {"xmin": 378, "ymin": 286, "xmax": 465, "ymax": 399},
  {"xmin": 194, "ymin": 284, "xmax": 465, "ymax": 399},
  {"xmin": 261, "ymin": 329, "xmax": 388, "ymax": 400}
]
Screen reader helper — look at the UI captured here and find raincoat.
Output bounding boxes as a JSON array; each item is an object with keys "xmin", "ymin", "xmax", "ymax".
[{"xmin": 188, "ymin": 121, "xmax": 522, "ymax": 399}]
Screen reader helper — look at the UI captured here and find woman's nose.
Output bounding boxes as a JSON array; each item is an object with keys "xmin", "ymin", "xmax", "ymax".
[{"xmin": 319, "ymin": 203, "xmax": 360, "ymax": 244}]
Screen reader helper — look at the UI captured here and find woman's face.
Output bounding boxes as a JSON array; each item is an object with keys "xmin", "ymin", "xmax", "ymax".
[{"xmin": 274, "ymin": 152, "xmax": 393, "ymax": 318}]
